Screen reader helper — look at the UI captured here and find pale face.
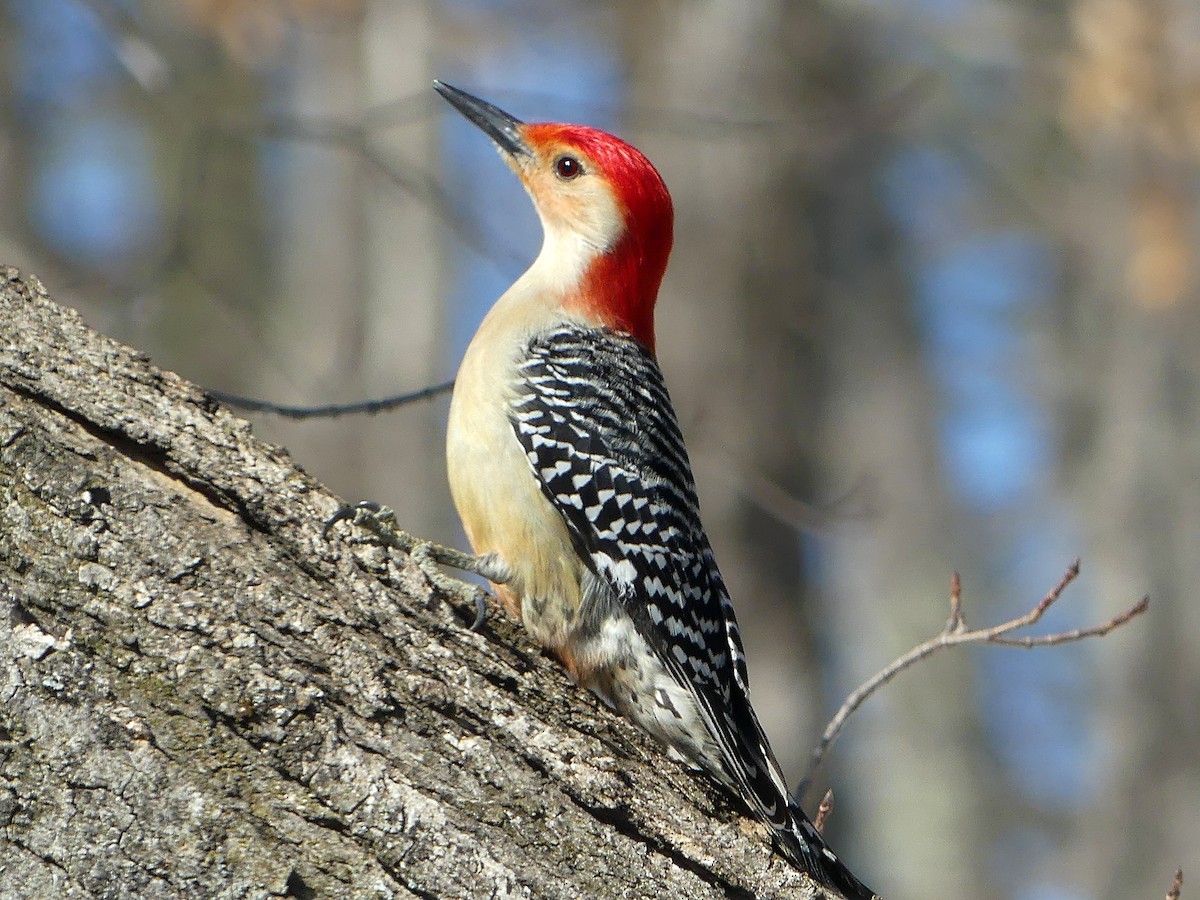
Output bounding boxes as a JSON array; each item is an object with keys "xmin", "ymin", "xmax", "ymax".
[
  {"xmin": 507, "ymin": 133, "xmax": 627, "ymax": 288},
  {"xmin": 514, "ymin": 142, "xmax": 624, "ymax": 251}
]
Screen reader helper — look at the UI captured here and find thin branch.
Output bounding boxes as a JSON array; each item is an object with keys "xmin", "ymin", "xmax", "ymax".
[
  {"xmin": 948, "ymin": 570, "xmax": 964, "ymax": 631},
  {"xmin": 813, "ymin": 789, "xmax": 834, "ymax": 835},
  {"xmin": 1167, "ymin": 867, "xmax": 1183, "ymax": 900},
  {"xmin": 987, "ymin": 598, "xmax": 1148, "ymax": 647},
  {"xmin": 798, "ymin": 560, "xmax": 1148, "ymax": 794},
  {"xmin": 208, "ymin": 380, "xmax": 453, "ymax": 419}
]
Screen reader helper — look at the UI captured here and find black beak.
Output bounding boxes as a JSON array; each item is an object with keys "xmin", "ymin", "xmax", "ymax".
[{"xmin": 433, "ymin": 80, "xmax": 532, "ymax": 159}]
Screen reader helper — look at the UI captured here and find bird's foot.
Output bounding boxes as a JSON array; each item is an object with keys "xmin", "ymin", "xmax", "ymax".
[{"xmin": 324, "ymin": 501, "xmax": 509, "ymax": 631}]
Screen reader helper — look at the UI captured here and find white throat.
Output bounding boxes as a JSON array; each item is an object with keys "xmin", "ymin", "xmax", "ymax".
[
  {"xmin": 522, "ymin": 174, "xmax": 626, "ymax": 297},
  {"xmin": 527, "ymin": 222, "xmax": 606, "ymax": 295}
]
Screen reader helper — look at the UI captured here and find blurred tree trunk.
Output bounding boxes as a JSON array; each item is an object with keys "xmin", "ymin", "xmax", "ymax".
[
  {"xmin": 626, "ymin": 2, "xmax": 988, "ymax": 894},
  {"xmin": 1058, "ymin": 0, "xmax": 1200, "ymax": 892},
  {"xmin": 624, "ymin": 0, "xmax": 833, "ymax": 789},
  {"xmin": 0, "ymin": 267, "xmax": 854, "ymax": 899},
  {"xmin": 245, "ymin": 2, "xmax": 457, "ymax": 549},
  {"xmin": 817, "ymin": 172, "xmax": 991, "ymax": 898},
  {"xmin": 356, "ymin": 1, "xmax": 455, "ymax": 548}
]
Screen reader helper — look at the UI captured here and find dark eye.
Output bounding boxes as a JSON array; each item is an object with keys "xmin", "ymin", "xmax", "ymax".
[{"xmin": 554, "ymin": 155, "xmax": 582, "ymax": 180}]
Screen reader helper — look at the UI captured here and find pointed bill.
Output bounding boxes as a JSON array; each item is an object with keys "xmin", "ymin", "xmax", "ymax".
[{"xmin": 433, "ymin": 80, "xmax": 532, "ymax": 159}]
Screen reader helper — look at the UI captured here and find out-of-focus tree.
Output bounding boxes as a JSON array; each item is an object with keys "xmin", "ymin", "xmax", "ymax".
[
  {"xmin": 0, "ymin": 0, "xmax": 1194, "ymax": 896},
  {"xmin": 1059, "ymin": 0, "xmax": 1200, "ymax": 893},
  {"xmin": 620, "ymin": 5, "xmax": 973, "ymax": 894}
]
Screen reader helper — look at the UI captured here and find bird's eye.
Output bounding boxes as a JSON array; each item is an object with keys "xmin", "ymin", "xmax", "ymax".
[{"xmin": 554, "ymin": 155, "xmax": 582, "ymax": 180}]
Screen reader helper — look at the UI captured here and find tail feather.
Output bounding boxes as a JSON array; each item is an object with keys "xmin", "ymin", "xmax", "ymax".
[
  {"xmin": 777, "ymin": 805, "xmax": 876, "ymax": 900},
  {"xmin": 710, "ymin": 693, "xmax": 876, "ymax": 898}
]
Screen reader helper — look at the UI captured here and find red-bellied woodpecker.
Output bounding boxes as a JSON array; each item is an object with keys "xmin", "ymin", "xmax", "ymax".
[{"xmin": 427, "ymin": 80, "xmax": 875, "ymax": 899}]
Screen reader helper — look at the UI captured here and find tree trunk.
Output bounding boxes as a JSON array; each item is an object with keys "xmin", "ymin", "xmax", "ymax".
[{"xmin": 0, "ymin": 267, "xmax": 849, "ymax": 899}]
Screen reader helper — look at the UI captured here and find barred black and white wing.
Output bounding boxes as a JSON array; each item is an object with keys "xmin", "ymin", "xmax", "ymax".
[
  {"xmin": 511, "ymin": 325, "xmax": 747, "ymax": 695},
  {"xmin": 508, "ymin": 324, "xmax": 874, "ymax": 899}
]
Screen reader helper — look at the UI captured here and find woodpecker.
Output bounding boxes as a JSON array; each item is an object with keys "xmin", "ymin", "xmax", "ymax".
[{"xmin": 433, "ymin": 81, "xmax": 875, "ymax": 900}]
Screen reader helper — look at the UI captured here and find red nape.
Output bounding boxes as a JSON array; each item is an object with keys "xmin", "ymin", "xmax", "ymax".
[{"xmin": 528, "ymin": 123, "xmax": 675, "ymax": 354}]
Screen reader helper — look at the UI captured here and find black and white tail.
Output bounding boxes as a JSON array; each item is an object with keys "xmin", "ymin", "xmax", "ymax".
[{"xmin": 777, "ymin": 803, "xmax": 877, "ymax": 900}]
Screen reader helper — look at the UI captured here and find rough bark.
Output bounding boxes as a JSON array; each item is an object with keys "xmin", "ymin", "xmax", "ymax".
[{"xmin": 0, "ymin": 267, "xmax": 844, "ymax": 899}]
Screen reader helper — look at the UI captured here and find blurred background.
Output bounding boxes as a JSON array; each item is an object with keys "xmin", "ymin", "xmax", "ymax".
[{"xmin": 1, "ymin": 0, "xmax": 1197, "ymax": 896}]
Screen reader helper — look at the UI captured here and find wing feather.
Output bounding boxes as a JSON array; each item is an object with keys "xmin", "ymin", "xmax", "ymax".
[{"xmin": 509, "ymin": 326, "xmax": 794, "ymax": 815}]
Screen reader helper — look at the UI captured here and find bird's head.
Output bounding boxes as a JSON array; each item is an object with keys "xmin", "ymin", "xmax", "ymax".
[{"xmin": 435, "ymin": 81, "xmax": 673, "ymax": 353}]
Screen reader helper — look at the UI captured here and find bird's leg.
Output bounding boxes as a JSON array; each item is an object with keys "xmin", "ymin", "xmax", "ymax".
[{"xmin": 324, "ymin": 501, "xmax": 510, "ymax": 631}]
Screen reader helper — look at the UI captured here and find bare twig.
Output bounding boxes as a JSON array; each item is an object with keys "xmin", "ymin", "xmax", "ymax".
[
  {"xmin": 1167, "ymin": 867, "xmax": 1183, "ymax": 900},
  {"xmin": 813, "ymin": 789, "xmax": 834, "ymax": 835},
  {"xmin": 799, "ymin": 560, "xmax": 1148, "ymax": 794},
  {"xmin": 948, "ymin": 570, "xmax": 964, "ymax": 631},
  {"xmin": 208, "ymin": 380, "xmax": 454, "ymax": 419}
]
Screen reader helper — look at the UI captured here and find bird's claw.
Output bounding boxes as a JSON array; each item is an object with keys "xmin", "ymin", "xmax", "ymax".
[
  {"xmin": 324, "ymin": 502, "xmax": 417, "ymax": 555},
  {"xmin": 324, "ymin": 500, "xmax": 490, "ymax": 631},
  {"xmin": 323, "ymin": 500, "xmax": 400, "ymax": 541},
  {"xmin": 409, "ymin": 541, "xmax": 491, "ymax": 631}
]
